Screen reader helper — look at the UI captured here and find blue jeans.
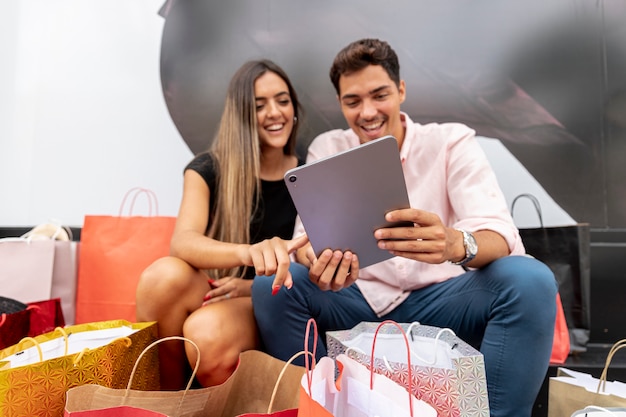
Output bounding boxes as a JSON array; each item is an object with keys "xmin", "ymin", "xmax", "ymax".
[{"xmin": 252, "ymin": 256, "xmax": 556, "ymax": 417}]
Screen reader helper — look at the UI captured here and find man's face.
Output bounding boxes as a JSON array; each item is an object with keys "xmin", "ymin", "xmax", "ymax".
[{"xmin": 337, "ymin": 64, "xmax": 406, "ymax": 145}]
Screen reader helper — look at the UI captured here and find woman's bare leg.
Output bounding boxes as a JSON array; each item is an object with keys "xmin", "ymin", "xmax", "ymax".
[
  {"xmin": 136, "ymin": 256, "xmax": 208, "ymax": 390},
  {"xmin": 183, "ymin": 296, "xmax": 259, "ymax": 386}
]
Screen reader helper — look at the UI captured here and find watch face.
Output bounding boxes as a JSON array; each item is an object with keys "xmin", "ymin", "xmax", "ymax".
[{"xmin": 466, "ymin": 232, "xmax": 478, "ymax": 256}]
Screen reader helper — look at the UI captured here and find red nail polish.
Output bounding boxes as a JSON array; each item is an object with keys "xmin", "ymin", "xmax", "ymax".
[
  {"xmin": 203, "ymin": 294, "xmax": 211, "ymax": 301},
  {"xmin": 272, "ymin": 286, "xmax": 280, "ymax": 296},
  {"xmin": 207, "ymin": 278, "xmax": 215, "ymax": 285}
]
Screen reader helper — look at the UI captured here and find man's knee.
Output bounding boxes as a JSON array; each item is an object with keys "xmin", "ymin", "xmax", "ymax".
[{"xmin": 489, "ymin": 255, "xmax": 556, "ymax": 291}]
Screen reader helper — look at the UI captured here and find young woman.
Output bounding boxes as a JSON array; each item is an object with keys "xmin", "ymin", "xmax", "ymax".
[{"xmin": 135, "ymin": 59, "xmax": 309, "ymax": 389}]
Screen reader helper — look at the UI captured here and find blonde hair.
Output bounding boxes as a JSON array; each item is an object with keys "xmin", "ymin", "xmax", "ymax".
[{"xmin": 207, "ymin": 60, "xmax": 301, "ymax": 278}]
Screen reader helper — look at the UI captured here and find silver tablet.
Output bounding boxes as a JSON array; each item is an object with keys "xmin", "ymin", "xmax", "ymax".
[{"xmin": 284, "ymin": 135, "xmax": 411, "ymax": 268}]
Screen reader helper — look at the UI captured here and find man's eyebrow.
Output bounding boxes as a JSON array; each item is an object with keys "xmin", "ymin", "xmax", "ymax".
[
  {"xmin": 340, "ymin": 93, "xmax": 360, "ymax": 101},
  {"xmin": 340, "ymin": 85, "xmax": 392, "ymax": 101},
  {"xmin": 369, "ymin": 85, "xmax": 392, "ymax": 95}
]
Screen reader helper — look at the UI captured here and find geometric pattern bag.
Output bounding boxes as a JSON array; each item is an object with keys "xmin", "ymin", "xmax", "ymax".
[
  {"xmin": 327, "ymin": 321, "xmax": 489, "ymax": 417},
  {"xmin": 0, "ymin": 320, "xmax": 158, "ymax": 417},
  {"xmin": 299, "ymin": 320, "xmax": 437, "ymax": 417}
]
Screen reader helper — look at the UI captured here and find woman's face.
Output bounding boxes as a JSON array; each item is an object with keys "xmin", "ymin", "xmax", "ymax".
[{"xmin": 254, "ymin": 71, "xmax": 295, "ymax": 150}]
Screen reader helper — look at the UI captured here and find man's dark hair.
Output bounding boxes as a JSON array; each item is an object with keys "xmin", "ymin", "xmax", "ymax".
[{"xmin": 329, "ymin": 38, "xmax": 401, "ymax": 95}]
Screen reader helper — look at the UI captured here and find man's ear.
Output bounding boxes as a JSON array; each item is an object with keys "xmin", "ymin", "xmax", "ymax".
[{"xmin": 398, "ymin": 80, "xmax": 407, "ymax": 104}]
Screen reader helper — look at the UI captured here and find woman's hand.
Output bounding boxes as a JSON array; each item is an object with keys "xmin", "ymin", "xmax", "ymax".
[
  {"xmin": 240, "ymin": 234, "xmax": 309, "ymax": 293},
  {"xmin": 202, "ymin": 276, "xmax": 252, "ymax": 305}
]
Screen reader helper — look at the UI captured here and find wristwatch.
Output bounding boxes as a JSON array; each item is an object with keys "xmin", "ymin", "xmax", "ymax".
[{"xmin": 451, "ymin": 229, "xmax": 478, "ymax": 266}]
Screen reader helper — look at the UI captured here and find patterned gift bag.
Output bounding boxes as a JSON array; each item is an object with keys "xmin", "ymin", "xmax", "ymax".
[
  {"xmin": 326, "ymin": 321, "xmax": 489, "ymax": 417},
  {"xmin": 0, "ymin": 320, "xmax": 158, "ymax": 417}
]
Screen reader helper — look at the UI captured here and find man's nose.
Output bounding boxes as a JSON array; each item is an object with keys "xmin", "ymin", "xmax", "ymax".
[{"xmin": 360, "ymin": 99, "xmax": 377, "ymax": 119}]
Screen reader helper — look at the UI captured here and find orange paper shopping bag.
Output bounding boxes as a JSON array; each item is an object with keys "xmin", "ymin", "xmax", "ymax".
[{"xmin": 76, "ymin": 188, "xmax": 176, "ymax": 323}]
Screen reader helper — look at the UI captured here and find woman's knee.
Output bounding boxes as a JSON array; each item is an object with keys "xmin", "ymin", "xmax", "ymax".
[
  {"xmin": 138, "ymin": 257, "xmax": 198, "ymax": 297},
  {"xmin": 136, "ymin": 256, "xmax": 204, "ymax": 320},
  {"xmin": 183, "ymin": 301, "xmax": 256, "ymax": 385}
]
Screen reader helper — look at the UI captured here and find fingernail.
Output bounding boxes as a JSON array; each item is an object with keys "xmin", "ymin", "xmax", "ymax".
[
  {"xmin": 203, "ymin": 294, "xmax": 211, "ymax": 301},
  {"xmin": 207, "ymin": 278, "xmax": 215, "ymax": 285},
  {"xmin": 272, "ymin": 286, "xmax": 280, "ymax": 296}
]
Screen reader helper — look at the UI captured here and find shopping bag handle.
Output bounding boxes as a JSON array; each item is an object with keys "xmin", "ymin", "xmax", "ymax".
[
  {"xmin": 15, "ymin": 337, "xmax": 44, "ymax": 362},
  {"xmin": 20, "ymin": 221, "xmax": 73, "ymax": 241},
  {"xmin": 123, "ymin": 336, "xmax": 200, "ymax": 413},
  {"xmin": 372, "ymin": 320, "xmax": 415, "ymax": 417},
  {"xmin": 72, "ymin": 336, "xmax": 132, "ymax": 367},
  {"xmin": 303, "ymin": 318, "xmax": 319, "ymax": 394},
  {"xmin": 13, "ymin": 327, "xmax": 69, "ymax": 364},
  {"xmin": 575, "ymin": 406, "xmax": 621, "ymax": 416},
  {"xmin": 597, "ymin": 338, "xmax": 626, "ymax": 394},
  {"xmin": 511, "ymin": 193, "xmax": 544, "ymax": 227},
  {"xmin": 350, "ymin": 322, "xmax": 456, "ymax": 372},
  {"xmin": 119, "ymin": 187, "xmax": 160, "ymax": 217},
  {"xmin": 405, "ymin": 321, "xmax": 457, "ymax": 366},
  {"xmin": 267, "ymin": 350, "xmax": 315, "ymax": 414}
]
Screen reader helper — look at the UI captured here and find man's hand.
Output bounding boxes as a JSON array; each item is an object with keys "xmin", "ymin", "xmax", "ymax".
[
  {"xmin": 308, "ymin": 249, "xmax": 359, "ymax": 291},
  {"xmin": 374, "ymin": 208, "xmax": 509, "ymax": 267},
  {"xmin": 373, "ymin": 208, "xmax": 456, "ymax": 264}
]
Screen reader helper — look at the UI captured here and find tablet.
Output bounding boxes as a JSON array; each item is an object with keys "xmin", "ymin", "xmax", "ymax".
[{"xmin": 284, "ymin": 135, "xmax": 411, "ymax": 268}]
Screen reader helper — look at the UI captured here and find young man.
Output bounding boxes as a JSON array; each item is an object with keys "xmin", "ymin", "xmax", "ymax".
[{"xmin": 252, "ymin": 38, "xmax": 556, "ymax": 417}]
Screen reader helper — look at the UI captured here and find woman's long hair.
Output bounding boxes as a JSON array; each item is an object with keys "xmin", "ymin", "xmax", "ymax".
[{"xmin": 207, "ymin": 59, "xmax": 301, "ymax": 279}]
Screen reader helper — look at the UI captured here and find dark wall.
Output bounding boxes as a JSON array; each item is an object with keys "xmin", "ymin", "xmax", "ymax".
[{"xmin": 159, "ymin": 0, "xmax": 626, "ymax": 229}]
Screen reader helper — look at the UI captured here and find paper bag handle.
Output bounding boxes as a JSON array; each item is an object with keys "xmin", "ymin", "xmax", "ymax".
[
  {"xmin": 122, "ymin": 336, "xmax": 200, "ymax": 413},
  {"xmin": 267, "ymin": 350, "xmax": 315, "ymax": 413},
  {"xmin": 597, "ymin": 338, "xmax": 626, "ymax": 394},
  {"xmin": 511, "ymin": 193, "xmax": 544, "ymax": 227},
  {"xmin": 303, "ymin": 318, "xmax": 319, "ymax": 394},
  {"xmin": 372, "ymin": 320, "xmax": 415, "ymax": 417},
  {"xmin": 577, "ymin": 406, "xmax": 621, "ymax": 416},
  {"xmin": 119, "ymin": 187, "xmax": 160, "ymax": 217}
]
